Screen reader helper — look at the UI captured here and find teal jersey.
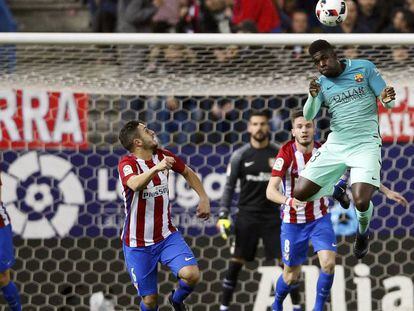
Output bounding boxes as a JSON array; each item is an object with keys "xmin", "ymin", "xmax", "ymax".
[{"xmin": 315, "ymin": 59, "xmax": 386, "ymax": 144}]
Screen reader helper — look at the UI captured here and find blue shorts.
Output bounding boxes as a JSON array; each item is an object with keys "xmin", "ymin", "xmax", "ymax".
[
  {"xmin": 123, "ymin": 231, "xmax": 197, "ymax": 296},
  {"xmin": 0, "ymin": 225, "xmax": 15, "ymax": 272},
  {"xmin": 280, "ymin": 214, "xmax": 336, "ymax": 267}
]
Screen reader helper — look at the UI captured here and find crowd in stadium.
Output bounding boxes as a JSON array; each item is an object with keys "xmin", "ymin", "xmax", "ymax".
[
  {"xmin": 1, "ymin": 0, "xmax": 414, "ymax": 33},
  {"xmin": 91, "ymin": 0, "xmax": 414, "ymax": 34}
]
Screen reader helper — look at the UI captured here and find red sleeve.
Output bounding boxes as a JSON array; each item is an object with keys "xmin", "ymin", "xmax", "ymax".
[
  {"xmin": 160, "ymin": 149, "xmax": 186, "ymax": 174},
  {"xmin": 271, "ymin": 144, "xmax": 292, "ymax": 178},
  {"xmin": 118, "ymin": 156, "xmax": 139, "ymax": 186}
]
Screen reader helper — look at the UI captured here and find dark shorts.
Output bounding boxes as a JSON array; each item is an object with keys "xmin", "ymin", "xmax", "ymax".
[{"xmin": 232, "ymin": 212, "xmax": 281, "ymax": 261}]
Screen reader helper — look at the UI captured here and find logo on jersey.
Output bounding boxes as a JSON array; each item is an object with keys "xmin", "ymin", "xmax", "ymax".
[
  {"xmin": 273, "ymin": 158, "xmax": 284, "ymax": 171},
  {"xmin": 268, "ymin": 158, "xmax": 276, "ymax": 168},
  {"xmin": 2, "ymin": 151, "xmax": 84, "ymax": 238},
  {"xmin": 142, "ymin": 184, "xmax": 168, "ymax": 199},
  {"xmin": 354, "ymin": 73, "xmax": 364, "ymax": 83},
  {"xmin": 123, "ymin": 165, "xmax": 134, "ymax": 176},
  {"xmin": 330, "ymin": 87, "xmax": 365, "ymax": 105}
]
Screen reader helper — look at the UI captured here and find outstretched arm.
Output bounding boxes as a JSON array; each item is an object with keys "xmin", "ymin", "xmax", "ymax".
[
  {"xmin": 181, "ymin": 165, "xmax": 211, "ymax": 220},
  {"xmin": 379, "ymin": 184, "xmax": 408, "ymax": 207}
]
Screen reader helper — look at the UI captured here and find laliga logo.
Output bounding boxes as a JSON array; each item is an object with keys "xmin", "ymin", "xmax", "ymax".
[{"xmin": 2, "ymin": 152, "xmax": 85, "ymax": 238}]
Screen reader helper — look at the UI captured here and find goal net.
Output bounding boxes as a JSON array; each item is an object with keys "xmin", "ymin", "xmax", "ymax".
[{"xmin": 0, "ymin": 33, "xmax": 413, "ymax": 311}]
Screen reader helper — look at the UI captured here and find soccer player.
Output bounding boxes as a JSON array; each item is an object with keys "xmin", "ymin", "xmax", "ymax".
[
  {"xmin": 0, "ymin": 173, "xmax": 21, "ymax": 311},
  {"xmin": 295, "ymin": 39, "xmax": 397, "ymax": 259},
  {"xmin": 217, "ymin": 110, "xmax": 302, "ymax": 311},
  {"xmin": 117, "ymin": 121, "xmax": 210, "ymax": 311},
  {"xmin": 266, "ymin": 109, "xmax": 407, "ymax": 311}
]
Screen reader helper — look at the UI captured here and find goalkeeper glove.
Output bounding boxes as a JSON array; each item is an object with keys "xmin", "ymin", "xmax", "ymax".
[{"xmin": 217, "ymin": 211, "xmax": 231, "ymax": 240}]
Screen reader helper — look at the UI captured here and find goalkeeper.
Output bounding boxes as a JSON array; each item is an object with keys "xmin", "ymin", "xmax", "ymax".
[{"xmin": 216, "ymin": 110, "xmax": 301, "ymax": 311}]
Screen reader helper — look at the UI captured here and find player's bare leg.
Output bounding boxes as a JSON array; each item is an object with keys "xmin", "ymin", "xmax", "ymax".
[
  {"xmin": 169, "ymin": 265, "xmax": 200, "ymax": 311},
  {"xmin": 314, "ymin": 250, "xmax": 335, "ymax": 311},
  {"xmin": 0, "ymin": 269, "xmax": 21, "ymax": 311},
  {"xmin": 272, "ymin": 265, "xmax": 301, "ymax": 311},
  {"xmin": 294, "ymin": 177, "xmax": 321, "ymax": 201},
  {"xmin": 351, "ymin": 182, "xmax": 376, "ymax": 259}
]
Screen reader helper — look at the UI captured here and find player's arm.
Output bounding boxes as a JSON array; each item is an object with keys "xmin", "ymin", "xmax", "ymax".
[
  {"xmin": 379, "ymin": 184, "xmax": 408, "ymax": 207},
  {"xmin": 181, "ymin": 165, "xmax": 210, "ymax": 220},
  {"xmin": 126, "ymin": 156, "xmax": 175, "ymax": 191},
  {"xmin": 266, "ymin": 176, "xmax": 305, "ymax": 210},
  {"xmin": 366, "ymin": 61, "xmax": 396, "ymax": 109},
  {"xmin": 217, "ymin": 150, "xmax": 242, "ymax": 239},
  {"xmin": 304, "ymin": 77, "xmax": 324, "ymax": 120}
]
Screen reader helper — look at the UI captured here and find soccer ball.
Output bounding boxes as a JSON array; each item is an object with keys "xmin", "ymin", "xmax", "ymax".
[{"xmin": 315, "ymin": 0, "xmax": 348, "ymax": 27}]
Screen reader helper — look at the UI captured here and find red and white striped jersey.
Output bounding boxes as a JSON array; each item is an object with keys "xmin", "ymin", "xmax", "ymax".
[
  {"xmin": 0, "ymin": 174, "xmax": 11, "ymax": 228},
  {"xmin": 118, "ymin": 149, "xmax": 185, "ymax": 247},
  {"xmin": 271, "ymin": 140, "xmax": 329, "ymax": 224}
]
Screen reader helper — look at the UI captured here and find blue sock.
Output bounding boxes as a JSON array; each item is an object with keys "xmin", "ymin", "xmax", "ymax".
[
  {"xmin": 314, "ymin": 271, "xmax": 334, "ymax": 311},
  {"xmin": 273, "ymin": 275, "xmax": 292, "ymax": 311},
  {"xmin": 172, "ymin": 279, "xmax": 194, "ymax": 304},
  {"xmin": 1, "ymin": 281, "xmax": 21, "ymax": 311},
  {"xmin": 140, "ymin": 301, "xmax": 158, "ymax": 311}
]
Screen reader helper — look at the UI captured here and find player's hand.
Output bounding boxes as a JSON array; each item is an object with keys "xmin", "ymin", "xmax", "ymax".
[
  {"xmin": 309, "ymin": 77, "xmax": 321, "ymax": 98},
  {"xmin": 156, "ymin": 156, "xmax": 175, "ymax": 171},
  {"xmin": 196, "ymin": 198, "xmax": 210, "ymax": 220},
  {"xmin": 385, "ymin": 190, "xmax": 408, "ymax": 207},
  {"xmin": 216, "ymin": 211, "xmax": 231, "ymax": 240},
  {"xmin": 381, "ymin": 86, "xmax": 396, "ymax": 103},
  {"xmin": 285, "ymin": 197, "xmax": 306, "ymax": 210}
]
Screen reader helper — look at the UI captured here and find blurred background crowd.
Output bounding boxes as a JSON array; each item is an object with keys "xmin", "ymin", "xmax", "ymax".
[{"xmin": 1, "ymin": 0, "xmax": 414, "ymax": 34}]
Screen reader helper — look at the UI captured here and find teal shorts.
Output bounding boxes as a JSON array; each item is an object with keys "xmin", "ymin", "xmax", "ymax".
[{"xmin": 300, "ymin": 141, "xmax": 381, "ymax": 201}]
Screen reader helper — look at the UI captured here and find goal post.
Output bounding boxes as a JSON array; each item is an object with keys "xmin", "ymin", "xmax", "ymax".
[{"xmin": 0, "ymin": 33, "xmax": 413, "ymax": 310}]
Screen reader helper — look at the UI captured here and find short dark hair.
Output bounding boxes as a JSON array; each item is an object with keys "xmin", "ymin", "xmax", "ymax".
[
  {"xmin": 119, "ymin": 121, "xmax": 141, "ymax": 151},
  {"xmin": 290, "ymin": 108, "xmax": 304, "ymax": 125},
  {"xmin": 309, "ymin": 39, "xmax": 334, "ymax": 57},
  {"xmin": 248, "ymin": 109, "xmax": 270, "ymax": 120}
]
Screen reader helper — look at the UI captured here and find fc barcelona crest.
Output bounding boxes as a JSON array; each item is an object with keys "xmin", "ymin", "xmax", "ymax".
[{"xmin": 354, "ymin": 73, "xmax": 364, "ymax": 82}]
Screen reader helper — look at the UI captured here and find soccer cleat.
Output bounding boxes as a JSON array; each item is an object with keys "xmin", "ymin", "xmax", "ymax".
[
  {"xmin": 293, "ymin": 306, "xmax": 302, "ymax": 311},
  {"xmin": 333, "ymin": 179, "xmax": 350, "ymax": 209},
  {"xmin": 168, "ymin": 290, "xmax": 188, "ymax": 311},
  {"xmin": 353, "ymin": 230, "xmax": 370, "ymax": 259}
]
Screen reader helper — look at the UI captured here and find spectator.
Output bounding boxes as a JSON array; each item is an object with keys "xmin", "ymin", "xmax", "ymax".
[
  {"xmin": 90, "ymin": 0, "xmax": 118, "ymax": 32},
  {"xmin": 382, "ymin": 8, "xmax": 414, "ymax": 33},
  {"xmin": 288, "ymin": 9, "xmax": 308, "ymax": 33},
  {"xmin": 231, "ymin": 0, "xmax": 282, "ymax": 33},
  {"xmin": 176, "ymin": 0, "xmax": 201, "ymax": 33},
  {"xmin": 0, "ymin": 0, "xmax": 17, "ymax": 74},
  {"xmin": 0, "ymin": 0, "xmax": 17, "ymax": 32},
  {"xmin": 295, "ymin": 0, "xmax": 320, "ymax": 31},
  {"xmin": 283, "ymin": 9, "xmax": 309, "ymax": 59},
  {"xmin": 357, "ymin": 0, "xmax": 387, "ymax": 32},
  {"xmin": 392, "ymin": 46, "xmax": 410, "ymax": 62},
  {"xmin": 343, "ymin": 45, "xmax": 359, "ymax": 59},
  {"xmin": 406, "ymin": 0, "xmax": 414, "ymax": 13},
  {"xmin": 325, "ymin": 0, "xmax": 370, "ymax": 33},
  {"xmin": 199, "ymin": 0, "xmax": 232, "ymax": 33},
  {"xmin": 152, "ymin": 0, "xmax": 180, "ymax": 32},
  {"xmin": 117, "ymin": 0, "xmax": 162, "ymax": 32},
  {"xmin": 234, "ymin": 20, "xmax": 258, "ymax": 33}
]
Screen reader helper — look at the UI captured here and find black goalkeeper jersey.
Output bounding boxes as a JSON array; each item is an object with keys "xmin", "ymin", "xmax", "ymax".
[{"xmin": 220, "ymin": 143, "xmax": 280, "ymax": 217}]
